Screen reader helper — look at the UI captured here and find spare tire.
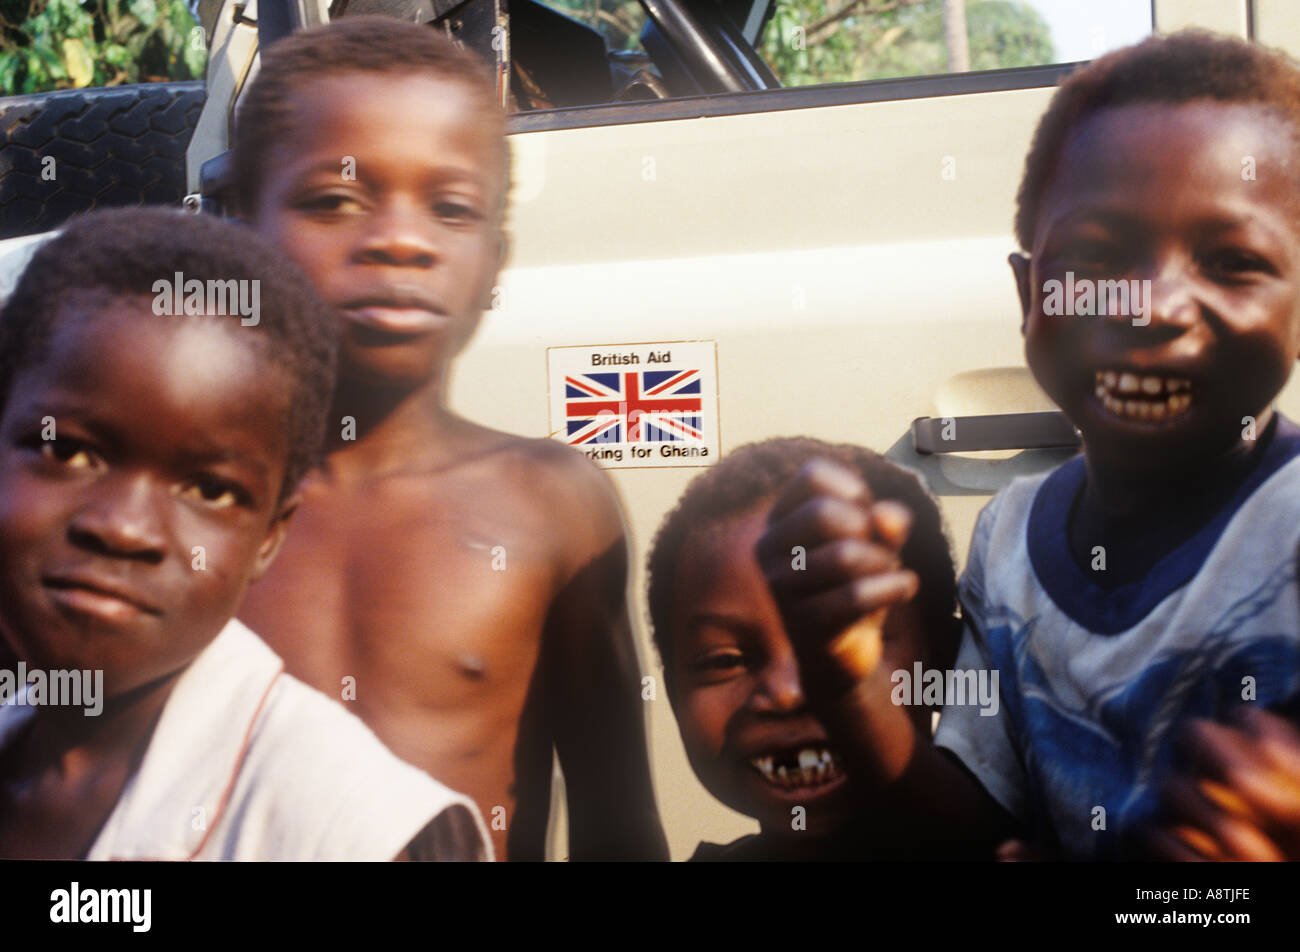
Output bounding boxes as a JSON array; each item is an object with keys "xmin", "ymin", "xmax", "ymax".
[{"xmin": 0, "ymin": 82, "xmax": 205, "ymax": 239}]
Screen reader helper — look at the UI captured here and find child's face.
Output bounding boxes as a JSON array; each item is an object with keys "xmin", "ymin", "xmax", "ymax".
[
  {"xmin": 1017, "ymin": 101, "xmax": 1300, "ymax": 475},
  {"xmin": 0, "ymin": 300, "xmax": 296, "ymax": 696},
  {"xmin": 250, "ymin": 72, "xmax": 507, "ymax": 389},
  {"xmin": 667, "ymin": 502, "xmax": 927, "ymax": 839}
]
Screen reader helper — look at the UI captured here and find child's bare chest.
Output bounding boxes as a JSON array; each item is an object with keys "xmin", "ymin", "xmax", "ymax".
[{"xmin": 241, "ymin": 481, "xmax": 561, "ymax": 712}]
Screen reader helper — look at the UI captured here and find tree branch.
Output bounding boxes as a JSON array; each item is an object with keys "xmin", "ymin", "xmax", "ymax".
[{"xmin": 807, "ymin": 0, "xmax": 926, "ymax": 45}]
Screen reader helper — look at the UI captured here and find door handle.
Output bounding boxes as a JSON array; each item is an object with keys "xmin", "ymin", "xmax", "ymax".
[{"xmin": 911, "ymin": 412, "xmax": 1081, "ymax": 455}]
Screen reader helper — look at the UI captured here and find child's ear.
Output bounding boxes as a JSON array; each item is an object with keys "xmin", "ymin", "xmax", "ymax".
[
  {"xmin": 250, "ymin": 492, "xmax": 300, "ymax": 583},
  {"xmin": 493, "ymin": 228, "xmax": 510, "ymax": 288},
  {"xmin": 1008, "ymin": 253, "xmax": 1033, "ymax": 335},
  {"xmin": 481, "ymin": 229, "xmax": 510, "ymax": 311},
  {"xmin": 496, "ymin": 228, "xmax": 510, "ymax": 271}
]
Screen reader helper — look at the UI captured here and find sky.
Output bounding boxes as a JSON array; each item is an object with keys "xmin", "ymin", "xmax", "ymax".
[{"xmin": 1024, "ymin": 0, "xmax": 1155, "ymax": 63}]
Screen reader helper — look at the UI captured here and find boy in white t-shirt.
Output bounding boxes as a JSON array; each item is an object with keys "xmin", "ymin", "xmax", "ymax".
[{"xmin": 0, "ymin": 208, "xmax": 489, "ymax": 860}]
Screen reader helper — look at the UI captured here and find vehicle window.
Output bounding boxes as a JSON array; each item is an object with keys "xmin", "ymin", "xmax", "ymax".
[
  {"xmin": 755, "ymin": 0, "xmax": 1153, "ymax": 87},
  {"xmin": 516, "ymin": 0, "xmax": 666, "ymax": 108},
  {"xmin": 547, "ymin": 0, "xmax": 650, "ymax": 54}
]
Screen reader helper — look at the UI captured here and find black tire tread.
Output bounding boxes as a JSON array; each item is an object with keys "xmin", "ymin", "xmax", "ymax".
[{"xmin": 0, "ymin": 82, "xmax": 205, "ymax": 239}]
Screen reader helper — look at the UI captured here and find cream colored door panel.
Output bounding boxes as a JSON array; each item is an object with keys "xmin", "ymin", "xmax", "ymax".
[
  {"xmin": 505, "ymin": 87, "xmax": 1057, "ymax": 267},
  {"xmin": 457, "ymin": 91, "xmax": 1061, "ymax": 854}
]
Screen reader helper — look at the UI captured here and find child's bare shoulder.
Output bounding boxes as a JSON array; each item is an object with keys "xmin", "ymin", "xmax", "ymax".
[
  {"xmin": 378, "ymin": 425, "xmax": 623, "ymax": 564},
  {"xmin": 453, "ymin": 429, "xmax": 624, "ymax": 542}
]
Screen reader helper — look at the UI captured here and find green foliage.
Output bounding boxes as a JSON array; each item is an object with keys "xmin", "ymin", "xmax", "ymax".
[
  {"xmin": 0, "ymin": 0, "xmax": 207, "ymax": 94},
  {"xmin": 760, "ymin": 0, "xmax": 1055, "ymax": 87}
]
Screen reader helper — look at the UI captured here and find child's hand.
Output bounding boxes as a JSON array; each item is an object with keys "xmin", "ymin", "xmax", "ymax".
[
  {"xmin": 756, "ymin": 459, "xmax": 919, "ymax": 699},
  {"xmin": 1148, "ymin": 707, "xmax": 1300, "ymax": 861}
]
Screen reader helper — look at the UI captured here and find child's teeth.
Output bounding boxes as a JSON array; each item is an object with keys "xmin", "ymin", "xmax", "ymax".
[
  {"xmin": 1094, "ymin": 370, "xmax": 1194, "ymax": 420},
  {"xmin": 753, "ymin": 748, "xmax": 841, "ymax": 787}
]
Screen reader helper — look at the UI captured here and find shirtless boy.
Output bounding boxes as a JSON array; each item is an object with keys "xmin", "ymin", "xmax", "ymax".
[{"xmin": 232, "ymin": 16, "xmax": 666, "ymax": 860}]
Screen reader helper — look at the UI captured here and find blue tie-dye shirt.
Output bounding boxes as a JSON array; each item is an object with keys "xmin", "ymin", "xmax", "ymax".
[{"xmin": 934, "ymin": 416, "xmax": 1300, "ymax": 859}]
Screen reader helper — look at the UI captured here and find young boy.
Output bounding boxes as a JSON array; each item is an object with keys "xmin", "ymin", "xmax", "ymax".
[
  {"xmin": 758, "ymin": 31, "xmax": 1300, "ymax": 861},
  {"xmin": 648, "ymin": 438, "xmax": 961, "ymax": 859},
  {"xmin": 230, "ymin": 16, "xmax": 665, "ymax": 860},
  {"xmin": 0, "ymin": 208, "xmax": 491, "ymax": 860}
]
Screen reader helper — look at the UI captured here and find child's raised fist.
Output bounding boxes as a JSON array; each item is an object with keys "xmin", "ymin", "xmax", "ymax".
[{"xmin": 756, "ymin": 458, "xmax": 919, "ymax": 700}]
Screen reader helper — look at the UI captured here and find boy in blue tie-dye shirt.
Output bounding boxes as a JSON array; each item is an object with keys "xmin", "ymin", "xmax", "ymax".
[{"xmin": 757, "ymin": 31, "xmax": 1300, "ymax": 861}]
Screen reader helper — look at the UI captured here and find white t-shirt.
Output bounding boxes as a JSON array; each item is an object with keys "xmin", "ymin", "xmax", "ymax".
[{"xmin": 0, "ymin": 619, "xmax": 493, "ymax": 861}]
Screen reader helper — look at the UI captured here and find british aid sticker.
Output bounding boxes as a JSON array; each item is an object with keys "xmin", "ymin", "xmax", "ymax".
[{"xmin": 547, "ymin": 341, "xmax": 719, "ymax": 469}]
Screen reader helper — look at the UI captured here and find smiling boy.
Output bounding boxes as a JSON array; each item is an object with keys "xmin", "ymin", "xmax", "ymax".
[
  {"xmin": 0, "ymin": 208, "xmax": 489, "ymax": 860},
  {"xmin": 649, "ymin": 438, "xmax": 960, "ymax": 859},
  {"xmin": 758, "ymin": 32, "xmax": 1300, "ymax": 860},
  {"xmin": 231, "ymin": 17, "xmax": 665, "ymax": 860}
]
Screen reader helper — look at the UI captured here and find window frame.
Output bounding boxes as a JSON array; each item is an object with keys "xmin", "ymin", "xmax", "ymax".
[{"xmin": 506, "ymin": 59, "xmax": 1081, "ymax": 133}]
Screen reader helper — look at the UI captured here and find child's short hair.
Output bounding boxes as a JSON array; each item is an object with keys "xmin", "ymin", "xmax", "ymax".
[
  {"xmin": 232, "ymin": 15, "xmax": 507, "ymax": 214},
  {"xmin": 0, "ymin": 207, "xmax": 338, "ymax": 500},
  {"xmin": 1015, "ymin": 30, "xmax": 1300, "ymax": 250},
  {"xmin": 646, "ymin": 437, "xmax": 959, "ymax": 684}
]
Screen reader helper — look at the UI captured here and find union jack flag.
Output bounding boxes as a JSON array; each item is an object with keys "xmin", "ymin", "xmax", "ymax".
[{"xmin": 565, "ymin": 369, "xmax": 703, "ymax": 445}]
